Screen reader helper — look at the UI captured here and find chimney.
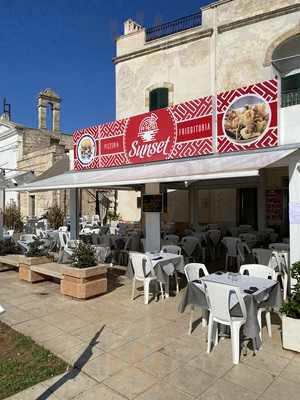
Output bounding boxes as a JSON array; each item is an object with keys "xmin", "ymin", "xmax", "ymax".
[{"xmin": 124, "ymin": 19, "xmax": 143, "ymax": 35}]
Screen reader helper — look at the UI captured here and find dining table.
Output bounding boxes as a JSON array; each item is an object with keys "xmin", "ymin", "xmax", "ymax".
[
  {"xmin": 178, "ymin": 271, "xmax": 282, "ymax": 349},
  {"xmin": 127, "ymin": 251, "xmax": 185, "ymax": 296}
]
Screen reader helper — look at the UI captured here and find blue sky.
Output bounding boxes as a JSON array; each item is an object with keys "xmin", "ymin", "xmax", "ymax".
[{"xmin": 0, "ymin": 0, "xmax": 210, "ymax": 133}]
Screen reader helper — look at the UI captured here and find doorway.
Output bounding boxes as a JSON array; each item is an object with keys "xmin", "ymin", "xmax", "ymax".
[{"xmin": 237, "ymin": 188, "xmax": 257, "ymax": 229}]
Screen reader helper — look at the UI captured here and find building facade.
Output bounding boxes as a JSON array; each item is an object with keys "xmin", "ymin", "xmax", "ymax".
[{"xmin": 112, "ymin": 0, "xmax": 300, "ymax": 232}]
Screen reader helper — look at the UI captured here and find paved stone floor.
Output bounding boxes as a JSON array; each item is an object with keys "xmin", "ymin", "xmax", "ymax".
[{"xmin": 1, "ymin": 269, "xmax": 300, "ymax": 400}]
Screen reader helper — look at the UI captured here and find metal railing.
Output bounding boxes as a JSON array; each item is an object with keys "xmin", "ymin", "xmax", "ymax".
[
  {"xmin": 145, "ymin": 12, "xmax": 202, "ymax": 42},
  {"xmin": 281, "ymin": 89, "xmax": 300, "ymax": 108}
]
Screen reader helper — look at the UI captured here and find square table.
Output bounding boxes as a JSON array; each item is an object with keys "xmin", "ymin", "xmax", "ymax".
[{"xmin": 178, "ymin": 272, "xmax": 282, "ymax": 349}]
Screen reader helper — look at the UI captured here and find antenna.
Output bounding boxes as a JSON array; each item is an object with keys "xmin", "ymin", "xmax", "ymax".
[{"xmin": 3, "ymin": 98, "xmax": 11, "ymax": 120}]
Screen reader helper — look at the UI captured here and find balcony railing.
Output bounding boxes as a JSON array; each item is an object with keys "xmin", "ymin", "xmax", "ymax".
[
  {"xmin": 145, "ymin": 12, "xmax": 202, "ymax": 42},
  {"xmin": 281, "ymin": 89, "xmax": 300, "ymax": 108}
]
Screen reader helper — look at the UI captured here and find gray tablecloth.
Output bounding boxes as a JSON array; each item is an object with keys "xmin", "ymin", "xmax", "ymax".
[
  {"xmin": 127, "ymin": 253, "xmax": 184, "ymax": 284},
  {"xmin": 178, "ymin": 273, "xmax": 282, "ymax": 349}
]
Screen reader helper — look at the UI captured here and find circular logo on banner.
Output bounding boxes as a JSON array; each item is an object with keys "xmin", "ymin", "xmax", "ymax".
[
  {"xmin": 77, "ymin": 135, "xmax": 96, "ymax": 165},
  {"xmin": 124, "ymin": 109, "xmax": 176, "ymax": 164},
  {"xmin": 223, "ymin": 94, "xmax": 270, "ymax": 144}
]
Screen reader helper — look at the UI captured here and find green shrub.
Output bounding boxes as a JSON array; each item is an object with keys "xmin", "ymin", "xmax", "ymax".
[
  {"xmin": 280, "ymin": 261, "xmax": 300, "ymax": 319},
  {"xmin": 4, "ymin": 202, "xmax": 23, "ymax": 232},
  {"xmin": 25, "ymin": 238, "xmax": 47, "ymax": 257},
  {"xmin": 46, "ymin": 205, "xmax": 64, "ymax": 230},
  {"xmin": 71, "ymin": 242, "xmax": 97, "ymax": 269},
  {"xmin": 0, "ymin": 239, "xmax": 20, "ymax": 256}
]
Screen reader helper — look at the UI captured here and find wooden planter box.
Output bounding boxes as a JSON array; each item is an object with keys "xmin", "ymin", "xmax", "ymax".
[
  {"xmin": 60, "ymin": 265, "xmax": 107, "ymax": 299},
  {"xmin": 282, "ymin": 315, "xmax": 300, "ymax": 353},
  {"xmin": 19, "ymin": 256, "xmax": 53, "ymax": 283}
]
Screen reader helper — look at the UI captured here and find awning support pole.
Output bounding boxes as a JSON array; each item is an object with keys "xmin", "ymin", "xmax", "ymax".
[
  {"xmin": 144, "ymin": 183, "xmax": 160, "ymax": 252},
  {"xmin": 289, "ymin": 157, "xmax": 300, "ymax": 265},
  {"xmin": 257, "ymin": 171, "xmax": 266, "ymax": 230},
  {"xmin": 0, "ymin": 188, "xmax": 4, "ymax": 240},
  {"xmin": 70, "ymin": 188, "xmax": 79, "ymax": 240}
]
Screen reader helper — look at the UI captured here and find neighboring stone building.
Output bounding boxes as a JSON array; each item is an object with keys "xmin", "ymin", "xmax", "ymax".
[{"xmin": 113, "ymin": 0, "xmax": 300, "ymax": 232}]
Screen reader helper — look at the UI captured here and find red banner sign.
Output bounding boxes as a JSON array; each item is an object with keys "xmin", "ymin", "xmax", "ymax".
[
  {"xmin": 73, "ymin": 79, "xmax": 279, "ymax": 170},
  {"xmin": 73, "ymin": 96, "xmax": 213, "ymax": 170},
  {"xmin": 217, "ymin": 79, "xmax": 278, "ymax": 153}
]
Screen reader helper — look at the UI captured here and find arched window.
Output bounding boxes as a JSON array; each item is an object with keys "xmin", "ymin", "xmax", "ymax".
[
  {"xmin": 149, "ymin": 87, "xmax": 169, "ymax": 111},
  {"xmin": 272, "ymin": 34, "xmax": 300, "ymax": 107}
]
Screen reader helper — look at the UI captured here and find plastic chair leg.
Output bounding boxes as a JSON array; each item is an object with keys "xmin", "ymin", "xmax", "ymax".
[
  {"xmin": 202, "ymin": 309, "xmax": 208, "ymax": 328},
  {"xmin": 144, "ymin": 280, "xmax": 150, "ymax": 304},
  {"xmin": 174, "ymin": 272, "xmax": 179, "ymax": 294},
  {"xmin": 231, "ymin": 323, "xmax": 241, "ymax": 364},
  {"xmin": 159, "ymin": 282, "xmax": 165, "ymax": 299},
  {"xmin": 257, "ymin": 308, "xmax": 262, "ymax": 340},
  {"xmin": 207, "ymin": 314, "xmax": 213, "ymax": 354},
  {"xmin": 283, "ymin": 274, "xmax": 288, "ymax": 302},
  {"xmin": 225, "ymin": 254, "xmax": 228, "ymax": 271},
  {"xmin": 265, "ymin": 311, "xmax": 272, "ymax": 338},
  {"xmin": 188, "ymin": 305, "xmax": 194, "ymax": 335},
  {"xmin": 131, "ymin": 278, "xmax": 136, "ymax": 300}
]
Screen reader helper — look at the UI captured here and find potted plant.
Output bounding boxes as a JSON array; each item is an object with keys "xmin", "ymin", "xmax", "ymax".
[
  {"xmin": 19, "ymin": 238, "xmax": 53, "ymax": 283},
  {"xmin": 60, "ymin": 242, "xmax": 107, "ymax": 299},
  {"xmin": 46, "ymin": 205, "xmax": 64, "ymax": 230},
  {"xmin": 281, "ymin": 261, "xmax": 300, "ymax": 352}
]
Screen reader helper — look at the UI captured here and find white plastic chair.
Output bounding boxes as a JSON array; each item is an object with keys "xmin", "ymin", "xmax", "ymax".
[
  {"xmin": 129, "ymin": 252, "xmax": 164, "ymax": 304},
  {"xmin": 207, "ymin": 229, "xmax": 221, "ymax": 260},
  {"xmin": 0, "ymin": 304, "xmax": 5, "ymax": 314},
  {"xmin": 58, "ymin": 226, "xmax": 68, "ymax": 232},
  {"xmin": 161, "ymin": 245, "xmax": 181, "ymax": 255},
  {"xmin": 222, "ymin": 237, "xmax": 241, "ymax": 270},
  {"xmin": 58, "ymin": 231, "xmax": 73, "ymax": 257},
  {"xmin": 181, "ymin": 236, "xmax": 200, "ymax": 262},
  {"xmin": 164, "ymin": 234, "xmax": 179, "ymax": 244},
  {"xmin": 184, "ymin": 263, "xmax": 209, "ymax": 334},
  {"xmin": 240, "ymin": 264, "xmax": 276, "ymax": 339},
  {"xmin": 252, "ymin": 248, "xmax": 273, "ymax": 266},
  {"xmin": 239, "ymin": 233, "xmax": 257, "ymax": 249},
  {"xmin": 205, "ymin": 281, "xmax": 247, "ymax": 364}
]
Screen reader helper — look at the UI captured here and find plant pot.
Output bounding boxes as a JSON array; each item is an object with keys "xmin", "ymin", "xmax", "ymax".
[
  {"xmin": 282, "ymin": 315, "xmax": 300, "ymax": 352},
  {"xmin": 19, "ymin": 256, "xmax": 53, "ymax": 283},
  {"xmin": 60, "ymin": 264, "xmax": 107, "ymax": 299}
]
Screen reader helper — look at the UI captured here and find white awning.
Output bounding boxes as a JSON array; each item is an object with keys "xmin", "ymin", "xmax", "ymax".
[{"xmin": 10, "ymin": 148, "xmax": 298, "ymax": 192}]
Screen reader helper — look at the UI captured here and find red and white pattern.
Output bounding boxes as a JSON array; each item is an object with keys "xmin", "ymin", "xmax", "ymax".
[
  {"xmin": 100, "ymin": 153, "xmax": 128, "ymax": 168},
  {"xmin": 98, "ymin": 119, "xmax": 128, "ymax": 138},
  {"xmin": 217, "ymin": 79, "xmax": 278, "ymax": 153},
  {"xmin": 170, "ymin": 96, "xmax": 212, "ymax": 121},
  {"xmin": 170, "ymin": 138, "xmax": 213, "ymax": 159}
]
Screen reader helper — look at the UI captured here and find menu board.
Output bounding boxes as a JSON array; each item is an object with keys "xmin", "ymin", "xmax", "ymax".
[
  {"xmin": 142, "ymin": 194, "xmax": 163, "ymax": 213},
  {"xmin": 266, "ymin": 190, "xmax": 282, "ymax": 225}
]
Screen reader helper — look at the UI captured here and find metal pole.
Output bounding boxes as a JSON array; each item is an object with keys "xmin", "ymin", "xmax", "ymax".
[{"xmin": 0, "ymin": 188, "xmax": 5, "ymax": 240}]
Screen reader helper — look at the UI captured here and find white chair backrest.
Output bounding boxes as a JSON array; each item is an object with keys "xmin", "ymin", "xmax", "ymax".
[
  {"xmin": 239, "ymin": 233, "xmax": 257, "ymax": 245},
  {"xmin": 58, "ymin": 226, "xmax": 68, "ymax": 232},
  {"xmin": 269, "ymin": 243, "xmax": 290, "ymax": 251},
  {"xmin": 7, "ymin": 229, "xmax": 14, "ymax": 237},
  {"xmin": 252, "ymin": 248, "xmax": 273, "ymax": 266},
  {"xmin": 129, "ymin": 252, "xmax": 148, "ymax": 280},
  {"xmin": 164, "ymin": 234, "xmax": 179, "ymax": 244},
  {"xmin": 237, "ymin": 242, "xmax": 251, "ymax": 262},
  {"xmin": 59, "ymin": 231, "xmax": 69, "ymax": 248},
  {"xmin": 207, "ymin": 229, "xmax": 221, "ymax": 246},
  {"xmin": 239, "ymin": 264, "xmax": 276, "ymax": 280},
  {"xmin": 184, "ymin": 263, "xmax": 208, "ymax": 282},
  {"xmin": 204, "ymin": 281, "xmax": 247, "ymax": 324},
  {"xmin": 161, "ymin": 245, "xmax": 181, "ymax": 255},
  {"xmin": 222, "ymin": 237, "xmax": 241, "ymax": 256},
  {"xmin": 0, "ymin": 304, "xmax": 5, "ymax": 314}
]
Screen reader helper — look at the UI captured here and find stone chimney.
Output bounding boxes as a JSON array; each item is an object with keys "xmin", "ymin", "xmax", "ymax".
[
  {"xmin": 37, "ymin": 88, "xmax": 61, "ymax": 132},
  {"xmin": 124, "ymin": 19, "xmax": 143, "ymax": 35}
]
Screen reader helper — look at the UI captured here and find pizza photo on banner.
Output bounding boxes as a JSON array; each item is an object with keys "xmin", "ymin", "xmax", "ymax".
[
  {"xmin": 73, "ymin": 96, "xmax": 213, "ymax": 170},
  {"xmin": 217, "ymin": 79, "xmax": 278, "ymax": 153}
]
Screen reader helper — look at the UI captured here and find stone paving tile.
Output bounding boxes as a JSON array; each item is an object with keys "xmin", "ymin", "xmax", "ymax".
[
  {"xmin": 73, "ymin": 384, "xmax": 127, "ymax": 399},
  {"xmin": 197, "ymin": 378, "xmax": 258, "ymax": 400},
  {"xmin": 279, "ymin": 356, "xmax": 300, "ymax": 384},
  {"xmin": 41, "ymin": 371, "xmax": 98, "ymax": 399},
  {"xmin": 110, "ymin": 339, "xmax": 155, "ymax": 364},
  {"xmin": 258, "ymin": 376, "xmax": 300, "ymax": 400},
  {"xmin": 103, "ymin": 366, "xmax": 157, "ymax": 400},
  {"xmin": 188, "ymin": 351, "xmax": 234, "ymax": 378},
  {"xmin": 223, "ymin": 363, "xmax": 274, "ymax": 395},
  {"xmin": 135, "ymin": 382, "xmax": 193, "ymax": 400},
  {"xmin": 163, "ymin": 364, "xmax": 216, "ymax": 397},
  {"xmin": 241, "ymin": 347, "xmax": 291, "ymax": 376},
  {"xmin": 135, "ymin": 350, "xmax": 183, "ymax": 378},
  {"xmin": 82, "ymin": 352, "xmax": 129, "ymax": 382}
]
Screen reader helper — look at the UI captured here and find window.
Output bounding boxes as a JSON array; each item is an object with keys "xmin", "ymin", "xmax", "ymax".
[
  {"xmin": 149, "ymin": 88, "xmax": 169, "ymax": 111},
  {"xmin": 30, "ymin": 195, "xmax": 35, "ymax": 217},
  {"xmin": 281, "ymin": 72, "xmax": 300, "ymax": 108}
]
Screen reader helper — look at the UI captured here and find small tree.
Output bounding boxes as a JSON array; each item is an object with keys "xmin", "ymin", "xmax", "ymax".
[
  {"xmin": 46, "ymin": 205, "xmax": 64, "ymax": 229},
  {"xmin": 281, "ymin": 262, "xmax": 300, "ymax": 319},
  {"xmin": 71, "ymin": 242, "xmax": 97, "ymax": 269},
  {"xmin": 4, "ymin": 201, "xmax": 23, "ymax": 232}
]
